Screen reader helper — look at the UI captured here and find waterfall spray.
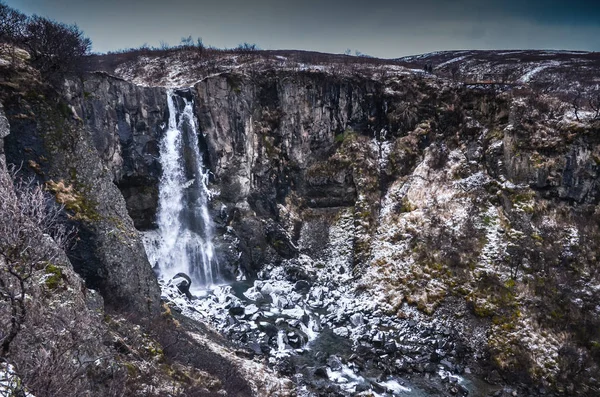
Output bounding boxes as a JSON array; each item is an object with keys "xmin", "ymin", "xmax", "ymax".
[{"xmin": 144, "ymin": 90, "xmax": 219, "ymax": 289}]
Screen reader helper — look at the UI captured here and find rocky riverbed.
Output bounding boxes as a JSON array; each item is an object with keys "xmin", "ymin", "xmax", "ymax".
[{"xmin": 159, "ymin": 254, "xmax": 504, "ymax": 397}]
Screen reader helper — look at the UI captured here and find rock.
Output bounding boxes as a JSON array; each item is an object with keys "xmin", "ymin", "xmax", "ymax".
[
  {"xmin": 314, "ymin": 366, "xmax": 329, "ymax": 379},
  {"xmin": 282, "ymin": 307, "xmax": 305, "ymax": 319},
  {"xmin": 327, "ymin": 355, "xmax": 343, "ymax": 371},
  {"xmin": 258, "ymin": 321, "xmax": 278, "ymax": 337},
  {"xmin": 288, "ymin": 292, "xmax": 303, "ymax": 304},
  {"xmin": 294, "ymin": 280, "xmax": 311, "ymax": 294},
  {"xmin": 244, "ymin": 304, "xmax": 259, "ymax": 316},
  {"xmin": 172, "ymin": 272, "xmax": 193, "ymax": 299},
  {"xmin": 350, "ymin": 312, "xmax": 364, "ymax": 327},
  {"xmin": 310, "ymin": 287, "xmax": 324, "ymax": 301},
  {"xmin": 384, "ymin": 340, "xmax": 397, "ymax": 354},
  {"xmin": 274, "ymin": 356, "xmax": 295, "ymax": 375},
  {"xmin": 371, "ymin": 381, "xmax": 386, "ymax": 394},
  {"xmin": 424, "ymin": 362, "xmax": 437, "ymax": 373},
  {"xmin": 272, "ymin": 294, "xmax": 290, "ymax": 309},
  {"xmin": 287, "ymin": 332, "xmax": 302, "ymax": 349},
  {"xmin": 372, "ymin": 331, "xmax": 385, "ymax": 346},
  {"xmin": 486, "ymin": 370, "xmax": 503, "ymax": 385},
  {"xmin": 333, "ymin": 326, "xmax": 350, "ymax": 338},
  {"xmin": 260, "ymin": 282, "xmax": 274, "ymax": 296},
  {"xmin": 244, "ymin": 286, "xmax": 264, "ymax": 301},
  {"xmin": 440, "ymin": 358, "xmax": 454, "ymax": 371}
]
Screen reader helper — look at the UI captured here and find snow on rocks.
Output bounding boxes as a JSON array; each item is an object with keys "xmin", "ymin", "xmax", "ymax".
[
  {"xmin": 517, "ymin": 61, "xmax": 560, "ymax": 83},
  {"xmin": 479, "ymin": 206, "xmax": 506, "ymax": 269},
  {"xmin": 155, "ymin": 199, "xmax": 479, "ymax": 395},
  {"xmin": 0, "ymin": 362, "xmax": 34, "ymax": 397}
]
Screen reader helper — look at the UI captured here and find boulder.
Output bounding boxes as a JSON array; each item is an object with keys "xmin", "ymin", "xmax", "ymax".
[
  {"xmin": 293, "ymin": 280, "xmax": 311, "ymax": 294},
  {"xmin": 172, "ymin": 272, "xmax": 193, "ymax": 299}
]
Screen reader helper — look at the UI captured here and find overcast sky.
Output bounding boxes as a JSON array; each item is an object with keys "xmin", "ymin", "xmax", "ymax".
[{"xmin": 5, "ymin": 0, "xmax": 600, "ymax": 58}]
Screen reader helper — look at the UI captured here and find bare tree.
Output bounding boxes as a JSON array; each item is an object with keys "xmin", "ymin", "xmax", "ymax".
[
  {"xmin": 0, "ymin": 2, "xmax": 27, "ymax": 65},
  {"xmin": 0, "ymin": 166, "xmax": 73, "ymax": 354},
  {"xmin": 590, "ymin": 90, "xmax": 600, "ymax": 120},
  {"xmin": 570, "ymin": 91, "xmax": 582, "ymax": 122},
  {"xmin": 23, "ymin": 15, "xmax": 92, "ymax": 85},
  {"xmin": 0, "ymin": 2, "xmax": 26, "ymax": 43},
  {"xmin": 180, "ymin": 35, "xmax": 193, "ymax": 48},
  {"xmin": 234, "ymin": 42, "xmax": 259, "ymax": 54}
]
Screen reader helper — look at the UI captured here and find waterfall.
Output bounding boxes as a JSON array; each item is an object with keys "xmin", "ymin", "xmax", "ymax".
[{"xmin": 143, "ymin": 90, "xmax": 219, "ymax": 289}]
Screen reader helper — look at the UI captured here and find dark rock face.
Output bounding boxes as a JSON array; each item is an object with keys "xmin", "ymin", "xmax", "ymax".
[
  {"xmin": 500, "ymin": 127, "xmax": 600, "ymax": 204},
  {"xmin": 0, "ymin": 103, "xmax": 113, "ymax": 396},
  {"xmin": 192, "ymin": 72, "xmax": 387, "ymax": 273},
  {"xmin": 4, "ymin": 58, "xmax": 594, "ymax": 395},
  {"xmin": 2, "ymin": 80, "xmax": 161, "ymax": 315},
  {"xmin": 66, "ymin": 74, "xmax": 168, "ymax": 230}
]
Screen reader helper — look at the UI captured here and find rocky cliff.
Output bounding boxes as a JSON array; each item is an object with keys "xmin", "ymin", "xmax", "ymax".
[
  {"xmin": 1, "ymin": 47, "xmax": 599, "ymax": 396},
  {"xmin": 189, "ymin": 65, "xmax": 600, "ymax": 395},
  {"xmin": 76, "ymin": 50, "xmax": 600, "ymax": 395},
  {"xmin": 0, "ymin": 51, "xmax": 289, "ymax": 397},
  {"xmin": 1, "ymin": 75, "xmax": 161, "ymax": 315}
]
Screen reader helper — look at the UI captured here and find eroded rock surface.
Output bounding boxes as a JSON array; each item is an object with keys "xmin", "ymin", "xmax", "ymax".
[{"xmin": 94, "ymin": 53, "xmax": 600, "ymax": 395}]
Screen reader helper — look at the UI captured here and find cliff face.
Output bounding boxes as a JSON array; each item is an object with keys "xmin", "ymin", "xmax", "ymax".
[
  {"xmin": 65, "ymin": 75, "xmax": 168, "ymax": 230},
  {"xmin": 0, "ymin": 52, "xmax": 281, "ymax": 397},
  {"xmin": 1, "ymin": 71, "xmax": 161, "ymax": 315},
  {"xmin": 186, "ymin": 67, "xmax": 600, "ymax": 393},
  {"xmin": 47, "ymin": 60, "xmax": 600, "ymax": 393},
  {"xmin": 1, "ymin": 103, "xmax": 118, "ymax": 396},
  {"xmin": 193, "ymin": 71, "xmax": 387, "ymax": 273},
  {"xmin": 3, "ymin": 47, "xmax": 600, "ymax": 395}
]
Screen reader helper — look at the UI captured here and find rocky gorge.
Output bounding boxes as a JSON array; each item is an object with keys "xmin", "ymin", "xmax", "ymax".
[{"xmin": 1, "ymin": 46, "xmax": 600, "ymax": 397}]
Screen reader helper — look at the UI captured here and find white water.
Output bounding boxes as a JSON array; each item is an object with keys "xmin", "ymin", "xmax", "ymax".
[
  {"xmin": 144, "ymin": 90, "xmax": 219, "ymax": 289},
  {"xmin": 277, "ymin": 330, "xmax": 287, "ymax": 352}
]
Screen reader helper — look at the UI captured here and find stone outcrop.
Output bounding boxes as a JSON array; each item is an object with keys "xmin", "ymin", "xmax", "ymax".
[
  {"xmin": 191, "ymin": 71, "xmax": 387, "ymax": 274},
  {"xmin": 1, "ymin": 73, "xmax": 161, "ymax": 315},
  {"xmin": 66, "ymin": 74, "xmax": 168, "ymax": 230},
  {"xmin": 5, "ymin": 47, "xmax": 599, "ymax": 395},
  {"xmin": 0, "ymin": 59, "xmax": 260, "ymax": 397}
]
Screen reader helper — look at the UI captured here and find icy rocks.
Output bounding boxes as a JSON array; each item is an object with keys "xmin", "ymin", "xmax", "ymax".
[
  {"xmin": 333, "ymin": 326, "xmax": 350, "ymax": 338},
  {"xmin": 294, "ymin": 280, "xmax": 311, "ymax": 294},
  {"xmin": 244, "ymin": 304, "xmax": 259, "ymax": 316},
  {"xmin": 327, "ymin": 355, "xmax": 343, "ymax": 371},
  {"xmin": 282, "ymin": 307, "xmax": 305, "ymax": 319},
  {"xmin": 158, "ymin": 251, "xmax": 477, "ymax": 397},
  {"xmin": 172, "ymin": 272, "xmax": 192, "ymax": 299},
  {"xmin": 243, "ymin": 286, "xmax": 263, "ymax": 301},
  {"xmin": 349, "ymin": 312, "xmax": 364, "ymax": 327}
]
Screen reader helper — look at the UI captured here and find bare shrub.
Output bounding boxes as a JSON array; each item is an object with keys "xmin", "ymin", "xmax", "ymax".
[
  {"xmin": 0, "ymin": 165, "xmax": 130, "ymax": 396},
  {"xmin": 590, "ymin": 90, "xmax": 600, "ymax": 120},
  {"xmin": 24, "ymin": 15, "xmax": 91, "ymax": 83},
  {"xmin": 0, "ymin": 168, "xmax": 60, "ymax": 353},
  {"xmin": 0, "ymin": 2, "xmax": 92, "ymax": 85},
  {"xmin": 0, "ymin": 166, "xmax": 69, "ymax": 357},
  {"xmin": 0, "ymin": 2, "xmax": 26, "ymax": 43}
]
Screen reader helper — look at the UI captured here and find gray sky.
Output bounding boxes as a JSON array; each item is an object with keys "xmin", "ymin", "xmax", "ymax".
[{"xmin": 5, "ymin": 0, "xmax": 600, "ymax": 58}]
